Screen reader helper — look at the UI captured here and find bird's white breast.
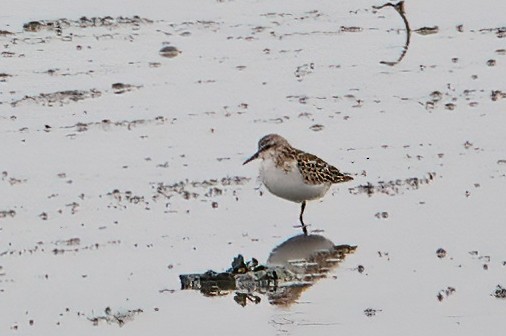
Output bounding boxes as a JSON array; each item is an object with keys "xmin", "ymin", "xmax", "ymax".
[{"xmin": 259, "ymin": 157, "xmax": 330, "ymax": 203}]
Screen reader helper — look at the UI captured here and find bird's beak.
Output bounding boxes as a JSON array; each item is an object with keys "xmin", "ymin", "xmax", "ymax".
[{"xmin": 243, "ymin": 151, "xmax": 259, "ymax": 165}]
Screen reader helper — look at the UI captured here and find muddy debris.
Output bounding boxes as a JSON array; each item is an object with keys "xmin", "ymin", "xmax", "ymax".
[
  {"xmin": 436, "ymin": 248, "xmax": 447, "ymax": 259},
  {"xmin": 153, "ymin": 176, "xmax": 250, "ymax": 201},
  {"xmin": 11, "ymin": 89, "xmax": 102, "ymax": 107},
  {"xmin": 159, "ymin": 45, "xmax": 181, "ymax": 58},
  {"xmin": 111, "ymin": 83, "xmax": 142, "ymax": 94},
  {"xmin": 445, "ymin": 103, "xmax": 456, "ymax": 110},
  {"xmin": 339, "ymin": 26, "xmax": 363, "ymax": 33},
  {"xmin": 294, "ymin": 62, "xmax": 314, "ymax": 81},
  {"xmin": 429, "ymin": 91, "xmax": 443, "ymax": 102},
  {"xmin": 88, "ymin": 307, "xmax": 143, "ymax": 327},
  {"xmin": 107, "ymin": 189, "xmax": 149, "ymax": 208},
  {"xmin": 423, "ymin": 87, "xmax": 491, "ymax": 111},
  {"xmin": 62, "ymin": 116, "xmax": 168, "ymax": 134},
  {"xmin": 377, "ymin": 251, "xmax": 390, "ymax": 260},
  {"xmin": 364, "ymin": 308, "xmax": 382, "ymax": 317},
  {"xmin": 109, "ymin": 179, "xmax": 247, "ymax": 210},
  {"xmin": 23, "ymin": 16, "xmax": 152, "ymax": 32},
  {"xmin": 56, "ymin": 237, "xmax": 81, "ymax": 246},
  {"xmin": 493, "ymin": 285, "xmax": 506, "ymax": 298},
  {"xmin": 477, "ymin": 27, "xmax": 506, "ymax": 38},
  {"xmin": 0, "ymin": 73, "xmax": 12, "ymax": 82},
  {"xmin": 414, "ymin": 26, "xmax": 439, "ymax": 35},
  {"xmin": 1, "ymin": 239, "xmax": 119, "ymax": 257},
  {"xmin": 180, "ymin": 255, "xmax": 275, "ymax": 299},
  {"xmin": 349, "ymin": 173, "xmax": 436, "ymax": 196},
  {"xmin": 437, "ymin": 287, "xmax": 456, "ymax": 302},
  {"xmin": 0, "ymin": 210, "xmax": 16, "ymax": 219},
  {"xmin": 23, "ymin": 21, "xmax": 44, "ymax": 32},
  {"xmin": 41, "ymin": 68, "xmax": 95, "ymax": 77},
  {"xmin": 1, "ymin": 51, "xmax": 17, "ymax": 58},
  {"xmin": 491, "ymin": 90, "xmax": 506, "ymax": 101},
  {"xmin": 309, "ymin": 124, "xmax": 324, "ymax": 132},
  {"xmin": 463, "ymin": 141, "xmax": 474, "ymax": 149},
  {"xmin": 374, "ymin": 211, "xmax": 389, "ymax": 219}
]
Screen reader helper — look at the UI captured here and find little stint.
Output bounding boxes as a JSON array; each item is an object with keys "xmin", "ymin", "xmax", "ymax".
[{"xmin": 244, "ymin": 134, "xmax": 353, "ymax": 235}]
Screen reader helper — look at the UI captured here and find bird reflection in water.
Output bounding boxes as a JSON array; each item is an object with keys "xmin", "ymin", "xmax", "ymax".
[{"xmin": 179, "ymin": 234, "xmax": 356, "ymax": 306}]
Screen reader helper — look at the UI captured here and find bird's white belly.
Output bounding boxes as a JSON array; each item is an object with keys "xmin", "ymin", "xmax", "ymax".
[{"xmin": 260, "ymin": 159, "xmax": 330, "ymax": 203}]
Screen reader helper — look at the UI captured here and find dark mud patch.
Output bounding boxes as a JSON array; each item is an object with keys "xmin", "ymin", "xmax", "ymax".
[
  {"xmin": 100, "ymin": 176, "xmax": 249, "ymax": 212},
  {"xmin": 414, "ymin": 26, "xmax": 439, "ymax": 35},
  {"xmin": 0, "ymin": 210, "xmax": 16, "ymax": 219},
  {"xmin": 159, "ymin": 45, "xmax": 181, "ymax": 58},
  {"xmin": 40, "ymin": 68, "xmax": 95, "ymax": 77},
  {"xmin": 492, "ymin": 285, "xmax": 506, "ymax": 299},
  {"xmin": 491, "ymin": 90, "xmax": 506, "ymax": 101},
  {"xmin": 468, "ymin": 250, "xmax": 491, "ymax": 270},
  {"xmin": 364, "ymin": 308, "xmax": 382, "ymax": 317},
  {"xmin": 0, "ymin": 73, "xmax": 12, "ymax": 82},
  {"xmin": 437, "ymin": 287, "xmax": 456, "ymax": 302},
  {"xmin": 88, "ymin": 307, "xmax": 143, "ymax": 327},
  {"xmin": 423, "ymin": 88, "xmax": 505, "ymax": 111},
  {"xmin": 294, "ymin": 63, "xmax": 314, "ymax": 81},
  {"xmin": 286, "ymin": 93, "xmax": 363, "ymax": 111},
  {"xmin": 11, "ymin": 89, "xmax": 101, "ymax": 107},
  {"xmin": 1, "ymin": 51, "xmax": 17, "ymax": 58},
  {"xmin": 436, "ymin": 248, "xmax": 447, "ymax": 258},
  {"xmin": 106, "ymin": 189, "xmax": 150, "ymax": 210},
  {"xmin": 309, "ymin": 124, "xmax": 325, "ymax": 132},
  {"xmin": 478, "ymin": 27, "xmax": 506, "ymax": 38},
  {"xmin": 153, "ymin": 176, "xmax": 250, "ymax": 201},
  {"xmin": 23, "ymin": 16, "xmax": 152, "ymax": 32},
  {"xmin": 61, "ymin": 116, "xmax": 169, "ymax": 135},
  {"xmin": 1, "ymin": 171, "xmax": 27, "ymax": 185},
  {"xmin": 0, "ymin": 238, "xmax": 120, "ymax": 257},
  {"xmin": 111, "ymin": 83, "xmax": 142, "ymax": 94},
  {"xmin": 349, "ymin": 172, "xmax": 436, "ymax": 196}
]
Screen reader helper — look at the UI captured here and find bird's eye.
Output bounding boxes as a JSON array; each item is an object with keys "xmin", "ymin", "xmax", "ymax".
[{"xmin": 260, "ymin": 144, "xmax": 273, "ymax": 151}]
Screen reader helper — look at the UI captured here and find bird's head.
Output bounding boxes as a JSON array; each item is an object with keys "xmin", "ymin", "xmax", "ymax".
[{"xmin": 243, "ymin": 134, "xmax": 289, "ymax": 165}]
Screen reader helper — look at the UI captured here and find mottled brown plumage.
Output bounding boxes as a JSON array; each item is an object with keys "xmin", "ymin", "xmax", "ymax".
[
  {"xmin": 243, "ymin": 134, "xmax": 354, "ymax": 235},
  {"xmin": 262, "ymin": 135, "xmax": 353, "ymax": 185},
  {"xmin": 296, "ymin": 151, "xmax": 353, "ymax": 185}
]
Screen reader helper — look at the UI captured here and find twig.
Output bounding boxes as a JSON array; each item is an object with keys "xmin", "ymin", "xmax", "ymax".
[{"xmin": 373, "ymin": 1, "xmax": 411, "ymax": 66}]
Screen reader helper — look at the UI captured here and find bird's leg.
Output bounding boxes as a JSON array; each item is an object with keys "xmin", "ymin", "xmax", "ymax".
[{"xmin": 299, "ymin": 201, "xmax": 308, "ymax": 236}]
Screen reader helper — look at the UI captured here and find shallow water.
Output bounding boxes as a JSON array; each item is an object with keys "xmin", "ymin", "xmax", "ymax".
[{"xmin": 1, "ymin": 0, "xmax": 506, "ymax": 335}]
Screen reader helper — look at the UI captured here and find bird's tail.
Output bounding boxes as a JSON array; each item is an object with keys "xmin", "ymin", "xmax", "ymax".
[{"xmin": 333, "ymin": 174, "xmax": 354, "ymax": 183}]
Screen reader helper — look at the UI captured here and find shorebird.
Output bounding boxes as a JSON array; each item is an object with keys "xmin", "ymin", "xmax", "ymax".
[{"xmin": 243, "ymin": 134, "xmax": 353, "ymax": 235}]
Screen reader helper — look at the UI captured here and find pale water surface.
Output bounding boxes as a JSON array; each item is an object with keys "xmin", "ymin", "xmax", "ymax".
[{"xmin": 1, "ymin": 0, "xmax": 506, "ymax": 335}]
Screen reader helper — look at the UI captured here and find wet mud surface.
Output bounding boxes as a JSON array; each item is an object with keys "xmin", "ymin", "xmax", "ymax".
[{"xmin": 1, "ymin": 0, "xmax": 506, "ymax": 335}]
